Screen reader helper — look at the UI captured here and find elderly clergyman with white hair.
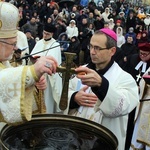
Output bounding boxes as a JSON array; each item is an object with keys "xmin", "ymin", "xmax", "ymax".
[{"xmin": 0, "ymin": 2, "xmax": 58, "ymax": 126}]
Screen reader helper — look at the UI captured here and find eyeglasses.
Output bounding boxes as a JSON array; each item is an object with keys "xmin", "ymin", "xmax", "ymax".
[
  {"xmin": 87, "ymin": 44, "xmax": 110, "ymax": 51},
  {"xmin": 139, "ymin": 52, "xmax": 150, "ymax": 57},
  {"xmin": 0, "ymin": 40, "xmax": 17, "ymax": 47}
]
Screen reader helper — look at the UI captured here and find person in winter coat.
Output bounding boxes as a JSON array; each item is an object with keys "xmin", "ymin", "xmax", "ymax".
[
  {"xmin": 116, "ymin": 26, "xmax": 125, "ymax": 48},
  {"xmin": 125, "ymin": 27, "xmax": 137, "ymax": 45},
  {"xmin": 66, "ymin": 20, "xmax": 79, "ymax": 40},
  {"xmin": 67, "ymin": 36, "xmax": 81, "ymax": 65},
  {"xmin": 119, "ymin": 35, "xmax": 139, "ymax": 68},
  {"xmin": 126, "ymin": 11, "xmax": 136, "ymax": 33}
]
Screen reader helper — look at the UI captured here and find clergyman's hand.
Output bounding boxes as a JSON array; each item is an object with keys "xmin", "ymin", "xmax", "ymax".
[
  {"xmin": 75, "ymin": 67, "xmax": 102, "ymax": 87},
  {"xmin": 74, "ymin": 85, "xmax": 98, "ymax": 107},
  {"xmin": 35, "ymin": 75, "xmax": 47, "ymax": 90},
  {"xmin": 34, "ymin": 56, "xmax": 58, "ymax": 79}
]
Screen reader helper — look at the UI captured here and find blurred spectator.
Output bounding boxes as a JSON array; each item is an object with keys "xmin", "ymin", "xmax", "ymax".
[
  {"xmin": 68, "ymin": 6, "xmax": 80, "ymax": 23},
  {"xmin": 101, "ymin": 7, "xmax": 110, "ymax": 23},
  {"xmin": 119, "ymin": 35, "xmax": 139, "ymax": 69},
  {"xmin": 57, "ymin": 32, "xmax": 69, "ymax": 61},
  {"xmin": 119, "ymin": 4, "xmax": 125, "ymax": 13},
  {"xmin": 37, "ymin": 2, "xmax": 47, "ymax": 23},
  {"xmin": 59, "ymin": 8, "xmax": 69, "ymax": 23},
  {"xmin": 88, "ymin": 0, "xmax": 96, "ymax": 13},
  {"xmin": 32, "ymin": 11, "xmax": 38, "ymax": 19},
  {"xmin": 36, "ymin": 17, "xmax": 44, "ymax": 40},
  {"xmin": 88, "ymin": 23, "xmax": 95, "ymax": 35},
  {"xmin": 45, "ymin": 3, "xmax": 54, "ymax": 19},
  {"xmin": 113, "ymin": 19, "xmax": 122, "ymax": 32},
  {"xmin": 51, "ymin": 9, "xmax": 60, "ymax": 24},
  {"xmin": 45, "ymin": 17, "xmax": 53, "ymax": 26},
  {"xmin": 66, "ymin": 20, "xmax": 78, "ymax": 40},
  {"xmin": 108, "ymin": 18, "xmax": 115, "ymax": 30},
  {"xmin": 125, "ymin": 27, "xmax": 137, "ymax": 45},
  {"xmin": 87, "ymin": 12, "xmax": 95, "ymax": 24},
  {"xmin": 126, "ymin": 11, "xmax": 136, "ymax": 33},
  {"xmin": 94, "ymin": 15, "xmax": 104, "ymax": 30},
  {"xmin": 69, "ymin": 12, "xmax": 77, "ymax": 23},
  {"xmin": 117, "ymin": 11, "xmax": 126, "ymax": 29},
  {"xmin": 67, "ymin": 36, "xmax": 81, "ymax": 65},
  {"xmin": 53, "ymin": 17, "xmax": 66, "ymax": 40},
  {"xmin": 18, "ymin": 6, "xmax": 25, "ymax": 28},
  {"xmin": 116, "ymin": 0, "xmax": 124, "ymax": 15},
  {"xmin": 107, "ymin": 4, "xmax": 113, "ymax": 14},
  {"xmin": 110, "ymin": 0, "xmax": 117, "ymax": 11},
  {"xmin": 97, "ymin": 1, "xmax": 104, "ymax": 13},
  {"xmin": 137, "ymin": 8, "xmax": 146, "ymax": 19},
  {"xmin": 77, "ymin": 9, "xmax": 88, "ymax": 26},
  {"xmin": 108, "ymin": 10, "xmax": 117, "ymax": 23},
  {"xmin": 80, "ymin": 0, "xmax": 88, "ymax": 7},
  {"xmin": 93, "ymin": 8, "xmax": 101, "ymax": 17},
  {"xmin": 31, "ymin": 1, "xmax": 37, "ymax": 11},
  {"xmin": 21, "ymin": 17, "xmax": 38, "ymax": 38},
  {"xmin": 25, "ymin": 29, "xmax": 36, "ymax": 54},
  {"xmin": 78, "ymin": 18, "xmax": 92, "ymax": 63},
  {"xmin": 23, "ymin": 3, "xmax": 32, "ymax": 20},
  {"xmin": 104, "ymin": 21, "xmax": 109, "ymax": 28},
  {"xmin": 137, "ymin": 30, "xmax": 148, "ymax": 43},
  {"xmin": 144, "ymin": 13, "xmax": 150, "ymax": 31},
  {"xmin": 116, "ymin": 26, "xmax": 125, "ymax": 48}
]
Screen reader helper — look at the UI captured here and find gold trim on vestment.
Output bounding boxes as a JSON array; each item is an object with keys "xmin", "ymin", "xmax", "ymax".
[
  {"xmin": 0, "ymin": 62, "xmax": 6, "ymax": 69},
  {"xmin": 20, "ymin": 66, "xmax": 28, "ymax": 122},
  {"xmin": 30, "ymin": 65, "xmax": 39, "ymax": 81}
]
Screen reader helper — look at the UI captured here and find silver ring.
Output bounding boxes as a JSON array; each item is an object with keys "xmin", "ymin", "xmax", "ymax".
[
  {"xmin": 85, "ymin": 100, "xmax": 89, "ymax": 103},
  {"xmin": 45, "ymin": 61, "xmax": 51, "ymax": 68}
]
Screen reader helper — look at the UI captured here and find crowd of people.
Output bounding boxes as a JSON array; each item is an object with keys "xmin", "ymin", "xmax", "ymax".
[
  {"xmin": 2, "ymin": 0, "xmax": 149, "ymax": 65},
  {"xmin": 0, "ymin": 0, "xmax": 150, "ymax": 150}
]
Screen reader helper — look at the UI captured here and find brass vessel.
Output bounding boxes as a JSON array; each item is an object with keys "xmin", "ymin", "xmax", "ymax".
[{"xmin": 0, "ymin": 114, "xmax": 118, "ymax": 150}]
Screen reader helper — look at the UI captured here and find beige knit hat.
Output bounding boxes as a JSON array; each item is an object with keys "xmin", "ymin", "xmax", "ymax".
[{"xmin": 0, "ymin": 2, "xmax": 19, "ymax": 38}]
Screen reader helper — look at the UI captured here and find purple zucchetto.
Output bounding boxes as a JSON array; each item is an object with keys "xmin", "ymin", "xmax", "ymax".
[{"xmin": 100, "ymin": 28, "xmax": 117, "ymax": 41}]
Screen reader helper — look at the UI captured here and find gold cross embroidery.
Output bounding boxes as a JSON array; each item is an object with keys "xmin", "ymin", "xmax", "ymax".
[{"xmin": 8, "ymin": 83, "xmax": 21, "ymax": 97}]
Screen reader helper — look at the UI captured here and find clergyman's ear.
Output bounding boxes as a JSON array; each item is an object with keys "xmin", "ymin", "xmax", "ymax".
[{"xmin": 110, "ymin": 46, "xmax": 116, "ymax": 56}]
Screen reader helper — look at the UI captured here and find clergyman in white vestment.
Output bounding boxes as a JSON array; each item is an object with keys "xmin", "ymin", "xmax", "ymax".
[
  {"xmin": 65, "ymin": 29, "xmax": 139, "ymax": 150},
  {"xmin": 130, "ymin": 67, "xmax": 150, "ymax": 150},
  {"xmin": 0, "ymin": 2, "xmax": 59, "ymax": 129},
  {"xmin": 31, "ymin": 24, "xmax": 62, "ymax": 114}
]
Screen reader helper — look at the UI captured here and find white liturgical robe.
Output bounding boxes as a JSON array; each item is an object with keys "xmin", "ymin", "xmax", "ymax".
[
  {"xmin": 66, "ymin": 62, "xmax": 139, "ymax": 150},
  {"xmin": 31, "ymin": 38, "xmax": 62, "ymax": 113},
  {"xmin": 0, "ymin": 61, "xmax": 39, "ymax": 126},
  {"xmin": 130, "ymin": 67, "xmax": 150, "ymax": 150}
]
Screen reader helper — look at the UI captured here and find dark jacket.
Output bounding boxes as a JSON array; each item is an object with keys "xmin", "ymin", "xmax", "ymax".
[{"xmin": 67, "ymin": 36, "xmax": 81, "ymax": 65}]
